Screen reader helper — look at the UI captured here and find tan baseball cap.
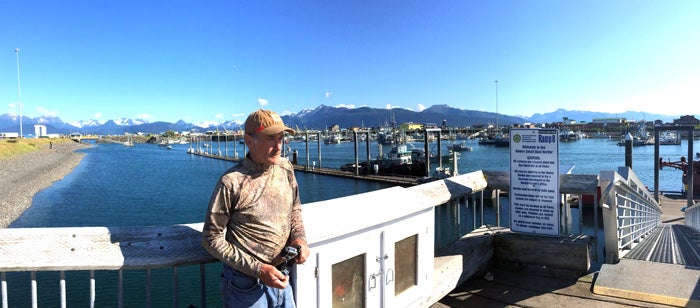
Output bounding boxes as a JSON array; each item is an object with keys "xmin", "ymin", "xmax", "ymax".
[{"xmin": 244, "ymin": 109, "xmax": 296, "ymax": 135}]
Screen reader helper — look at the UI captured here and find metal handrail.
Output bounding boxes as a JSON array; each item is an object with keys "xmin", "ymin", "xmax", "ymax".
[
  {"xmin": 599, "ymin": 167, "xmax": 662, "ymax": 263},
  {"xmin": 685, "ymin": 203, "xmax": 700, "ymax": 231}
]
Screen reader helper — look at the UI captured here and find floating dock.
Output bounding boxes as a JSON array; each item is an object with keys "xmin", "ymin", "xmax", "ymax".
[{"xmin": 187, "ymin": 151, "xmax": 420, "ymax": 186}]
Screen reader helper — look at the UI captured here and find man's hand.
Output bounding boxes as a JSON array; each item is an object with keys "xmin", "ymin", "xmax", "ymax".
[{"xmin": 258, "ymin": 263, "xmax": 288, "ymax": 289}]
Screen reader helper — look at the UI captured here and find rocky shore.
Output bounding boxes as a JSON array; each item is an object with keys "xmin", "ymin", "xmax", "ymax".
[{"xmin": 0, "ymin": 141, "xmax": 92, "ymax": 228}]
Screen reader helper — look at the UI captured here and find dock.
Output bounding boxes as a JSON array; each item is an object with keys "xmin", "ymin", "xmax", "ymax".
[
  {"xmin": 432, "ymin": 193, "xmax": 699, "ymax": 308},
  {"xmin": 189, "ymin": 151, "xmax": 421, "ymax": 186}
]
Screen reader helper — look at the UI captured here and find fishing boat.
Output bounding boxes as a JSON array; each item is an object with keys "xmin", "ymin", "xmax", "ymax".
[
  {"xmin": 478, "ymin": 132, "xmax": 509, "ymax": 147},
  {"xmin": 447, "ymin": 141, "xmax": 473, "ymax": 152},
  {"xmin": 616, "ymin": 135, "xmax": 653, "ymax": 146},
  {"xmin": 617, "ymin": 123, "xmax": 654, "ymax": 146},
  {"xmin": 376, "ymin": 129, "xmax": 396, "ymax": 145},
  {"xmin": 340, "ymin": 144, "xmax": 441, "ymax": 177},
  {"xmin": 494, "ymin": 134, "xmax": 510, "ymax": 147}
]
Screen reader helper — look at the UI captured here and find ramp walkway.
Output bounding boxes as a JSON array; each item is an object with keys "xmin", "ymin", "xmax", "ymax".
[
  {"xmin": 434, "ymin": 194, "xmax": 700, "ymax": 308},
  {"xmin": 623, "ymin": 223, "xmax": 700, "ymax": 266},
  {"xmin": 594, "ymin": 194, "xmax": 700, "ymax": 307}
]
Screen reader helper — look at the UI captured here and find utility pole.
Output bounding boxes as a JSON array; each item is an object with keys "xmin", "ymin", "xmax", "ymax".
[{"xmin": 15, "ymin": 48, "xmax": 23, "ymax": 140}]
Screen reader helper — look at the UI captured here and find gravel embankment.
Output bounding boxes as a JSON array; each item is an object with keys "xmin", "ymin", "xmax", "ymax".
[{"xmin": 0, "ymin": 141, "xmax": 91, "ymax": 228}]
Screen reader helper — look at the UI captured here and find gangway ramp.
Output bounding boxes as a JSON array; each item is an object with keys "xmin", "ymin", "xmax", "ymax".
[
  {"xmin": 594, "ymin": 194, "xmax": 700, "ymax": 307},
  {"xmin": 624, "ymin": 224, "xmax": 700, "ymax": 266}
]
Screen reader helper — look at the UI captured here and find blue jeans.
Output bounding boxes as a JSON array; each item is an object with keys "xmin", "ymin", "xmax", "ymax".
[{"xmin": 221, "ymin": 264, "xmax": 296, "ymax": 308}]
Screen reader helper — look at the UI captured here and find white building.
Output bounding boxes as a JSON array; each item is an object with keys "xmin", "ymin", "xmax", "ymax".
[
  {"xmin": 34, "ymin": 125, "xmax": 47, "ymax": 137},
  {"xmin": 0, "ymin": 132, "xmax": 19, "ymax": 139}
]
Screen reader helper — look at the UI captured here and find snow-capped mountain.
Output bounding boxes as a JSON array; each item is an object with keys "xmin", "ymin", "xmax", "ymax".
[
  {"xmin": 33, "ymin": 115, "xmax": 66, "ymax": 126},
  {"xmin": 0, "ymin": 105, "xmax": 683, "ymax": 136},
  {"xmin": 69, "ymin": 119, "xmax": 103, "ymax": 128},
  {"xmin": 113, "ymin": 118, "xmax": 149, "ymax": 126}
]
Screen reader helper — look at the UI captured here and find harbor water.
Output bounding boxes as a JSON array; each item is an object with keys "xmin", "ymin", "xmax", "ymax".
[{"xmin": 6, "ymin": 137, "xmax": 699, "ymax": 307}]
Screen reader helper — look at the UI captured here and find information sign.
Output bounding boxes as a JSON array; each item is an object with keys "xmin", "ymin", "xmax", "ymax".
[{"xmin": 509, "ymin": 128, "xmax": 560, "ymax": 235}]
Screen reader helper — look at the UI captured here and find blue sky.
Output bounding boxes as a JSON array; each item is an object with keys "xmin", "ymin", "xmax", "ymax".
[{"xmin": 1, "ymin": 1, "xmax": 699, "ymax": 126}]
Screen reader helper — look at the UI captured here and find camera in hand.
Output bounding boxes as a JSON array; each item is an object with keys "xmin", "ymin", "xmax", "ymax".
[{"xmin": 276, "ymin": 246, "xmax": 298, "ymax": 276}]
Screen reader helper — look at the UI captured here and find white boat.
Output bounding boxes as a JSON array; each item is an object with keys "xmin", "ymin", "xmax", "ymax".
[
  {"xmin": 659, "ymin": 131, "xmax": 681, "ymax": 145},
  {"xmin": 324, "ymin": 134, "xmax": 342, "ymax": 144},
  {"xmin": 590, "ymin": 131, "xmax": 611, "ymax": 139},
  {"xmin": 123, "ymin": 136, "xmax": 134, "ymax": 147},
  {"xmin": 410, "ymin": 148, "xmax": 460, "ymax": 163}
]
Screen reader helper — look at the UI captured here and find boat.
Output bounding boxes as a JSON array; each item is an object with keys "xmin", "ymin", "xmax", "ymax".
[
  {"xmin": 410, "ymin": 148, "xmax": 460, "ymax": 164},
  {"xmin": 617, "ymin": 123, "xmax": 654, "ymax": 146},
  {"xmin": 374, "ymin": 144, "xmax": 423, "ymax": 176},
  {"xmin": 447, "ymin": 141, "xmax": 473, "ymax": 152},
  {"xmin": 123, "ymin": 136, "xmax": 134, "ymax": 147},
  {"xmin": 494, "ymin": 134, "xmax": 510, "ymax": 147},
  {"xmin": 616, "ymin": 135, "xmax": 653, "ymax": 146},
  {"xmin": 659, "ymin": 130, "xmax": 681, "ymax": 145},
  {"xmin": 478, "ymin": 137, "xmax": 496, "ymax": 145},
  {"xmin": 559, "ymin": 129, "xmax": 585, "ymax": 141},
  {"xmin": 376, "ymin": 129, "xmax": 396, "ymax": 145},
  {"xmin": 340, "ymin": 144, "xmax": 435, "ymax": 177},
  {"xmin": 590, "ymin": 131, "xmax": 611, "ymax": 139},
  {"xmin": 660, "ymin": 157, "xmax": 700, "ymax": 196},
  {"xmin": 324, "ymin": 134, "xmax": 342, "ymax": 144},
  {"xmin": 478, "ymin": 133, "xmax": 509, "ymax": 147}
]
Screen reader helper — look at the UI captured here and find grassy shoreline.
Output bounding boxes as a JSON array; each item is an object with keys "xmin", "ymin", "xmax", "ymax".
[{"xmin": 0, "ymin": 138, "xmax": 77, "ymax": 160}]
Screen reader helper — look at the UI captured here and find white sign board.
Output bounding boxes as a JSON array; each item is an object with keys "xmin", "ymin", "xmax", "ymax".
[{"xmin": 509, "ymin": 128, "xmax": 560, "ymax": 235}]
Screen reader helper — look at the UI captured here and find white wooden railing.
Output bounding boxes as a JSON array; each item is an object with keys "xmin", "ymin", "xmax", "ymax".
[{"xmin": 1, "ymin": 170, "xmax": 608, "ymax": 307}]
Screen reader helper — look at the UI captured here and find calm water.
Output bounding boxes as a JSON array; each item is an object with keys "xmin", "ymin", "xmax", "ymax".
[
  {"xmin": 11, "ymin": 141, "xmax": 393, "ymax": 228},
  {"xmin": 6, "ymin": 137, "xmax": 698, "ymax": 307},
  {"xmin": 14, "ymin": 137, "xmax": 696, "ymax": 229}
]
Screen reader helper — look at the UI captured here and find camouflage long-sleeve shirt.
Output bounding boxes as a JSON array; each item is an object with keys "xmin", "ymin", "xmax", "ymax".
[{"xmin": 201, "ymin": 157, "xmax": 306, "ymax": 278}]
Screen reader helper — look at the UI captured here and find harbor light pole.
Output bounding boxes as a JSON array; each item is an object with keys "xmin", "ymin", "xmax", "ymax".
[
  {"xmin": 495, "ymin": 80, "xmax": 499, "ymax": 131},
  {"xmin": 15, "ymin": 48, "xmax": 23, "ymax": 140}
]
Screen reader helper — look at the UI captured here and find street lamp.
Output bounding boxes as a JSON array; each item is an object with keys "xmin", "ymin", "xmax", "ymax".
[{"xmin": 15, "ymin": 48, "xmax": 22, "ymax": 140}]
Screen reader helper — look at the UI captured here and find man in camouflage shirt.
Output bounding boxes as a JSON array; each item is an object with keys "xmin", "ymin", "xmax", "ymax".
[{"xmin": 202, "ymin": 109, "xmax": 309, "ymax": 308}]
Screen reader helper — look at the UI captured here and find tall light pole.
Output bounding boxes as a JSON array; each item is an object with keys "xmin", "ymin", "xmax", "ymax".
[
  {"xmin": 494, "ymin": 80, "xmax": 499, "ymax": 131},
  {"xmin": 15, "ymin": 48, "xmax": 23, "ymax": 140}
]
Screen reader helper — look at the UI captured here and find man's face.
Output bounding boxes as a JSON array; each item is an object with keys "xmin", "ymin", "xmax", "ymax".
[{"xmin": 246, "ymin": 132, "xmax": 284, "ymax": 166}]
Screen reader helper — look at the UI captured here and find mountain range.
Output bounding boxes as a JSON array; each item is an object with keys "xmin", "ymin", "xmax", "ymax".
[{"xmin": 0, "ymin": 104, "xmax": 681, "ymax": 136}]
